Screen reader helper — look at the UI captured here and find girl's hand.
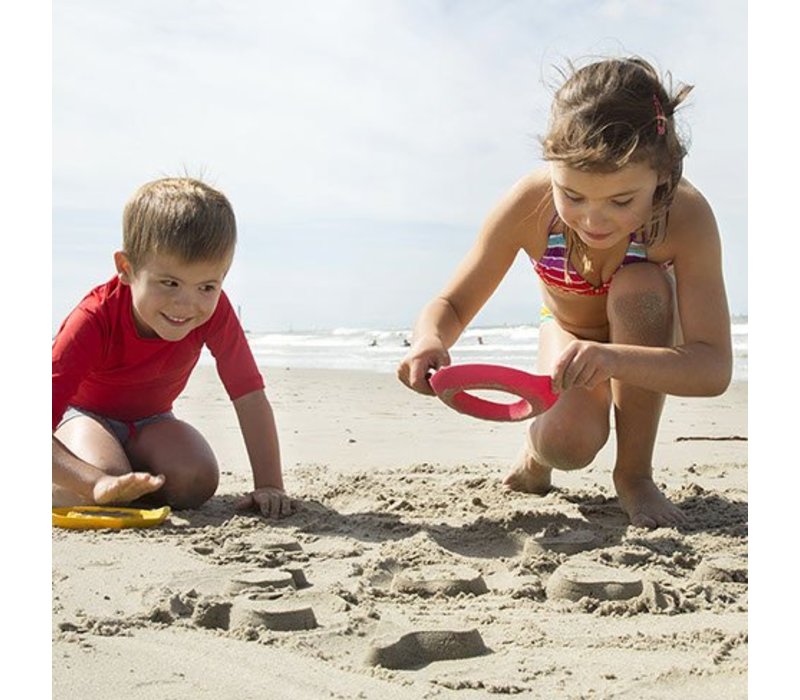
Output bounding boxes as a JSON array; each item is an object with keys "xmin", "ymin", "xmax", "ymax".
[
  {"xmin": 235, "ymin": 486, "xmax": 294, "ymax": 519},
  {"xmin": 552, "ymin": 340, "xmax": 617, "ymax": 393},
  {"xmin": 397, "ymin": 338, "xmax": 451, "ymax": 395}
]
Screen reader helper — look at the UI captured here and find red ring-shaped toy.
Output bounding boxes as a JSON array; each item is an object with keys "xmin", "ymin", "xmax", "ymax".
[{"xmin": 429, "ymin": 363, "xmax": 558, "ymax": 422}]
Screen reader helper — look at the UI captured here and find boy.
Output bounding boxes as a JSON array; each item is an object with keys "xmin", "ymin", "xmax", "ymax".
[{"xmin": 52, "ymin": 177, "xmax": 291, "ymax": 518}]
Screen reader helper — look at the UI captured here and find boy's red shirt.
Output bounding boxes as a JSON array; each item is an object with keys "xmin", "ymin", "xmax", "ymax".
[{"xmin": 52, "ymin": 276, "xmax": 264, "ymax": 430}]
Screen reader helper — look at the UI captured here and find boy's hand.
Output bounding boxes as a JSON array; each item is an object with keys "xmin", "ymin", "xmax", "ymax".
[{"xmin": 235, "ymin": 486, "xmax": 294, "ymax": 519}]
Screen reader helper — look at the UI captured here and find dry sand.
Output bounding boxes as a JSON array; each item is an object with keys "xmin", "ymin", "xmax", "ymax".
[{"xmin": 52, "ymin": 366, "xmax": 748, "ymax": 698}]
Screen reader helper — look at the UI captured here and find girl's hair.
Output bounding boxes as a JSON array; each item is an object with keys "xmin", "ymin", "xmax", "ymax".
[
  {"xmin": 122, "ymin": 177, "xmax": 237, "ymax": 268},
  {"xmin": 540, "ymin": 56, "xmax": 692, "ymax": 271}
]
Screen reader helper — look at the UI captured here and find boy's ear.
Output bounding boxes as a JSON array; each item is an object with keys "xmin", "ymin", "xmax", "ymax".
[{"xmin": 113, "ymin": 251, "xmax": 133, "ymax": 284}]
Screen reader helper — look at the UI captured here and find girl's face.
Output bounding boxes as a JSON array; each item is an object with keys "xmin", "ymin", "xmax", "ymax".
[
  {"xmin": 550, "ymin": 162, "xmax": 661, "ymax": 250},
  {"xmin": 114, "ymin": 251, "xmax": 232, "ymax": 341}
]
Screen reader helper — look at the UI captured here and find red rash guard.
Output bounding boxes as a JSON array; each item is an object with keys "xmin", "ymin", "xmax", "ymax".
[{"xmin": 52, "ymin": 276, "xmax": 264, "ymax": 431}]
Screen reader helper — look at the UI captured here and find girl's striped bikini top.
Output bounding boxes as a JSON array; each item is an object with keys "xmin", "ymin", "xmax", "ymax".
[{"xmin": 532, "ymin": 227, "xmax": 648, "ymax": 297}]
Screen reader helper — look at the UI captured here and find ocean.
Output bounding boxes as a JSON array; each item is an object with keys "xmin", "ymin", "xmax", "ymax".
[{"xmin": 203, "ymin": 318, "xmax": 749, "ymax": 382}]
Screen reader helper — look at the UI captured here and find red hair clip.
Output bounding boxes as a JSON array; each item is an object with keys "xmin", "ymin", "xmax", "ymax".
[{"xmin": 652, "ymin": 94, "xmax": 667, "ymax": 136}]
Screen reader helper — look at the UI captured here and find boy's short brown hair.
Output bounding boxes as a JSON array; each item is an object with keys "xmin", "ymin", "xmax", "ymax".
[{"xmin": 122, "ymin": 178, "xmax": 237, "ymax": 267}]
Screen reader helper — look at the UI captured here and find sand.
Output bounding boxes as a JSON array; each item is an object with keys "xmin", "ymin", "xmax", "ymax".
[{"xmin": 52, "ymin": 366, "xmax": 748, "ymax": 698}]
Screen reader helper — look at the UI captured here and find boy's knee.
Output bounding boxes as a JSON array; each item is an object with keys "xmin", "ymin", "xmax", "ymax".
[{"xmin": 161, "ymin": 460, "xmax": 219, "ymax": 510}]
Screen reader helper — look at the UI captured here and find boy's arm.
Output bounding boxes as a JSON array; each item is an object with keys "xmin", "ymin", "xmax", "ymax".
[{"xmin": 232, "ymin": 389, "xmax": 292, "ymax": 518}]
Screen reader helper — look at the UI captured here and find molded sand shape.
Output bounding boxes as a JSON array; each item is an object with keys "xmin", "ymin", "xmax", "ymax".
[
  {"xmin": 693, "ymin": 554, "xmax": 748, "ymax": 583},
  {"xmin": 230, "ymin": 599, "xmax": 318, "ymax": 631},
  {"xmin": 600, "ymin": 545, "xmax": 653, "ymax": 567},
  {"xmin": 365, "ymin": 628, "xmax": 488, "ymax": 669},
  {"xmin": 224, "ymin": 570, "xmax": 296, "ymax": 596},
  {"xmin": 282, "ymin": 567, "xmax": 310, "ymax": 589},
  {"xmin": 524, "ymin": 528, "xmax": 599, "ymax": 555},
  {"xmin": 546, "ymin": 559, "xmax": 643, "ymax": 601},
  {"xmin": 390, "ymin": 564, "xmax": 488, "ymax": 597},
  {"xmin": 258, "ymin": 536, "xmax": 303, "ymax": 552},
  {"xmin": 192, "ymin": 599, "xmax": 232, "ymax": 630}
]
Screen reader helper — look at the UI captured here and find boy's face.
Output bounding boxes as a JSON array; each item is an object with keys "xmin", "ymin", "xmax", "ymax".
[{"xmin": 114, "ymin": 250, "xmax": 233, "ymax": 341}]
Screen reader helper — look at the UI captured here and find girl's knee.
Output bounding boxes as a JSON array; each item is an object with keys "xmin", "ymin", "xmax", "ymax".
[
  {"xmin": 608, "ymin": 264, "xmax": 673, "ymax": 344},
  {"xmin": 530, "ymin": 417, "xmax": 608, "ymax": 471}
]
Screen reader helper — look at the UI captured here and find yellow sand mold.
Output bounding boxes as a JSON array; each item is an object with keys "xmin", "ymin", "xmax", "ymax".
[{"xmin": 52, "ymin": 505, "xmax": 171, "ymax": 530}]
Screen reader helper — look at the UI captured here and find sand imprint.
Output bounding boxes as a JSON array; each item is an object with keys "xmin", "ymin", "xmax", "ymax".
[{"xmin": 53, "ymin": 461, "xmax": 749, "ymax": 696}]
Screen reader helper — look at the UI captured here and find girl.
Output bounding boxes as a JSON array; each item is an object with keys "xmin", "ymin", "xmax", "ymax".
[{"xmin": 397, "ymin": 57, "xmax": 732, "ymax": 529}]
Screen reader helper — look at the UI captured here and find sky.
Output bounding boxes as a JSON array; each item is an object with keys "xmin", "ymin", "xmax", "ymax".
[{"xmin": 52, "ymin": 0, "xmax": 747, "ymax": 333}]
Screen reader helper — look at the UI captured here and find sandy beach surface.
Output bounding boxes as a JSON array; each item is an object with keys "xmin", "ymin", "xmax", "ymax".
[{"xmin": 52, "ymin": 366, "xmax": 747, "ymax": 699}]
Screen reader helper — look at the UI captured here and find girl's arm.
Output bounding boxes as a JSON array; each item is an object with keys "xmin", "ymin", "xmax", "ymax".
[
  {"xmin": 232, "ymin": 388, "xmax": 292, "ymax": 518},
  {"xmin": 554, "ymin": 187, "xmax": 733, "ymax": 396},
  {"xmin": 665, "ymin": 189, "xmax": 733, "ymax": 393},
  {"xmin": 399, "ymin": 173, "xmax": 549, "ymax": 394}
]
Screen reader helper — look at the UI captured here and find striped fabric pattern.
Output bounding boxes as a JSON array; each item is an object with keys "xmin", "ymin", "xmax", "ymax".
[{"xmin": 532, "ymin": 231, "xmax": 648, "ymax": 296}]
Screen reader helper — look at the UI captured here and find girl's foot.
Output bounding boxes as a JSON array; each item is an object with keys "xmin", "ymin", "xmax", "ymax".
[
  {"xmin": 613, "ymin": 473, "xmax": 687, "ymax": 529},
  {"xmin": 502, "ymin": 445, "xmax": 553, "ymax": 494}
]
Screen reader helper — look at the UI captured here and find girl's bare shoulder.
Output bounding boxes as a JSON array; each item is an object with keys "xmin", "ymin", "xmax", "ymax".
[
  {"xmin": 490, "ymin": 167, "xmax": 554, "ymax": 252},
  {"xmin": 505, "ymin": 167, "xmax": 552, "ymax": 211},
  {"xmin": 651, "ymin": 178, "xmax": 720, "ymax": 260},
  {"xmin": 670, "ymin": 179, "xmax": 718, "ymax": 235}
]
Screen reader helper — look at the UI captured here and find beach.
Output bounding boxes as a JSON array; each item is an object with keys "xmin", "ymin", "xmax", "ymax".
[{"xmin": 52, "ymin": 366, "xmax": 748, "ymax": 698}]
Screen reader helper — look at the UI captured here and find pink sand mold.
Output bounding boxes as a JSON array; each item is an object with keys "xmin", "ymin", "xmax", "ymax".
[
  {"xmin": 365, "ymin": 628, "xmax": 488, "ymax": 669},
  {"xmin": 430, "ymin": 364, "xmax": 558, "ymax": 422},
  {"xmin": 546, "ymin": 559, "xmax": 643, "ymax": 602}
]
